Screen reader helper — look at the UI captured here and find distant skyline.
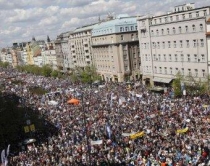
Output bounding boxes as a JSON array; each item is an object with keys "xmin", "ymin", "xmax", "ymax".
[{"xmin": 0, "ymin": 0, "xmax": 209, "ymax": 48}]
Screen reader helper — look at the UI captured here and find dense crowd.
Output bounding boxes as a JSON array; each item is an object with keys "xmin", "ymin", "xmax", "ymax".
[{"xmin": 0, "ymin": 67, "xmax": 210, "ymax": 166}]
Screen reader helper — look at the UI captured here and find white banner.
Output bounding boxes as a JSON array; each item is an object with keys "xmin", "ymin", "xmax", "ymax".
[{"xmin": 91, "ymin": 140, "xmax": 103, "ymax": 145}]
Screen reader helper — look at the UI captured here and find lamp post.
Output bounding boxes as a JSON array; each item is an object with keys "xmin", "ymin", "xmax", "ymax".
[{"xmin": 81, "ymin": 93, "xmax": 91, "ymax": 165}]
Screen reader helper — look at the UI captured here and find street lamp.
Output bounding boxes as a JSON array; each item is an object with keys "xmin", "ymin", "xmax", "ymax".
[{"xmin": 80, "ymin": 93, "xmax": 91, "ymax": 165}]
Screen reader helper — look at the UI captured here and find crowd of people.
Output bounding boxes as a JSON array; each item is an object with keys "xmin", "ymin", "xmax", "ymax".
[{"xmin": 0, "ymin": 67, "xmax": 210, "ymax": 166}]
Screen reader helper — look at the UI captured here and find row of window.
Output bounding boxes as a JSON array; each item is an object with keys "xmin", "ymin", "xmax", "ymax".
[
  {"xmin": 148, "ymin": 24, "xmax": 203, "ymax": 37},
  {"xmin": 120, "ymin": 25, "xmax": 138, "ymax": 32},
  {"xmin": 141, "ymin": 39, "xmax": 204, "ymax": 49},
  {"xmin": 149, "ymin": 10, "xmax": 207, "ymax": 25},
  {"xmin": 143, "ymin": 53, "xmax": 205, "ymax": 62},
  {"xmin": 144, "ymin": 66, "xmax": 206, "ymax": 77}
]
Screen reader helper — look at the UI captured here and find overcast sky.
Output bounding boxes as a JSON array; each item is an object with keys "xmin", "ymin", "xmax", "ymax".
[{"xmin": 0, "ymin": 0, "xmax": 209, "ymax": 48}]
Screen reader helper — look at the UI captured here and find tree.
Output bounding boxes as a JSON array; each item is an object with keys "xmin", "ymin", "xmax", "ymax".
[
  {"xmin": 41, "ymin": 65, "xmax": 52, "ymax": 77},
  {"xmin": 172, "ymin": 71, "xmax": 183, "ymax": 98},
  {"xmin": 50, "ymin": 70, "xmax": 59, "ymax": 78}
]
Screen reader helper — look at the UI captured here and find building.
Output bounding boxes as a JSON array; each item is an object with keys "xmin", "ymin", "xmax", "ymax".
[
  {"xmin": 92, "ymin": 14, "xmax": 140, "ymax": 82},
  {"xmin": 69, "ymin": 24, "xmax": 97, "ymax": 68},
  {"xmin": 55, "ymin": 32, "xmax": 72, "ymax": 72},
  {"xmin": 44, "ymin": 40, "xmax": 57, "ymax": 70},
  {"xmin": 137, "ymin": 3, "xmax": 210, "ymax": 86}
]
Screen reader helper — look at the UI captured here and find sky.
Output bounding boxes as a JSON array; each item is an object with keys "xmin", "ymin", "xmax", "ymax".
[{"xmin": 0, "ymin": 0, "xmax": 209, "ymax": 48}]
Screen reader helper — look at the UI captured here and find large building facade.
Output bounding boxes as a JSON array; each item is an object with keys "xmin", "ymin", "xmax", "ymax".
[
  {"xmin": 137, "ymin": 3, "xmax": 210, "ymax": 85},
  {"xmin": 69, "ymin": 24, "xmax": 96, "ymax": 68},
  {"xmin": 92, "ymin": 14, "xmax": 140, "ymax": 82}
]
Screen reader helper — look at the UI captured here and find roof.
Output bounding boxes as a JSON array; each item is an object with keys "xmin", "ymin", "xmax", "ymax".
[
  {"xmin": 73, "ymin": 23, "xmax": 98, "ymax": 33},
  {"xmin": 138, "ymin": 6, "xmax": 210, "ymax": 20},
  {"xmin": 94, "ymin": 16, "xmax": 136, "ymax": 29}
]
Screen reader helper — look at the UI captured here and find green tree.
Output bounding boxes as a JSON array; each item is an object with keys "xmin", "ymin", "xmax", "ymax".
[
  {"xmin": 41, "ymin": 65, "xmax": 52, "ymax": 77},
  {"xmin": 172, "ymin": 71, "xmax": 183, "ymax": 98},
  {"xmin": 50, "ymin": 70, "xmax": 59, "ymax": 78}
]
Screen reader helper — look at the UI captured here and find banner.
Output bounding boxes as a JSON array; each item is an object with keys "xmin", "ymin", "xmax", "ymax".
[
  {"xmin": 24, "ymin": 126, "xmax": 29, "ymax": 133},
  {"xmin": 176, "ymin": 127, "xmax": 188, "ymax": 134},
  {"xmin": 130, "ymin": 131, "xmax": 144, "ymax": 139},
  {"xmin": 91, "ymin": 140, "xmax": 103, "ymax": 145},
  {"xmin": 30, "ymin": 124, "xmax": 35, "ymax": 132},
  {"xmin": 122, "ymin": 132, "xmax": 136, "ymax": 137}
]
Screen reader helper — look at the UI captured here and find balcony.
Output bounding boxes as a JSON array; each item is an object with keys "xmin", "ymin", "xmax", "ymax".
[{"xmin": 139, "ymin": 26, "xmax": 146, "ymax": 31}]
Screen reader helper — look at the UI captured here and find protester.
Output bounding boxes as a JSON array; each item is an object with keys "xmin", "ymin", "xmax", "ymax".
[{"xmin": 0, "ymin": 67, "xmax": 209, "ymax": 166}]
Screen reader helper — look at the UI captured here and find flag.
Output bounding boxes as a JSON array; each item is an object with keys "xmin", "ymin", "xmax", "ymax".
[
  {"xmin": 6, "ymin": 145, "xmax": 10, "ymax": 157},
  {"xmin": 106, "ymin": 125, "xmax": 112, "ymax": 139},
  {"xmin": 1, "ymin": 150, "xmax": 5, "ymax": 165}
]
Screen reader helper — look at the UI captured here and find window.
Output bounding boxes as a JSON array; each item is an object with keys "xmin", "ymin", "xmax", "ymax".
[
  {"xmin": 202, "ymin": 70, "xmax": 205, "ymax": 77},
  {"xmin": 164, "ymin": 67, "xmax": 167, "ymax": 74},
  {"xmin": 196, "ymin": 12, "xmax": 199, "ymax": 17},
  {"xmin": 167, "ymin": 28, "xmax": 170, "ymax": 34},
  {"xmin": 200, "ymin": 24, "xmax": 203, "ymax": 31},
  {"xmin": 194, "ymin": 54, "xmax": 197, "ymax": 62},
  {"xmin": 159, "ymin": 67, "xmax": 162, "ymax": 73},
  {"xmin": 151, "ymin": 30, "xmax": 154, "ymax": 36},
  {"xmin": 179, "ymin": 26, "xmax": 182, "ymax": 33},
  {"xmin": 203, "ymin": 10, "xmax": 207, "ymax": 16},
  {"xmin": 170, "ymin": 16, "xmax": 173, "ymax": 21},
  {"xmin": 192, "ymin": 25, "xmax": 196, "ymax": 31},
  {"xmin": 175, "ymin": 54, "xmax": 178, "ymax": 61},
  {"xmin": 181, "ymin": 68, "xmax": 184, "ymax": 75},
  {"xmin": 200, "ymin": 39, "xmax": 204, "ymax": 47},
  {"xmin": 145, "ymin": 54, "xmax": 148, "ymax": 61},
  {"xmin": 174, "ymin": 41, "xmax": 176, "ymax": 48},
  {"xmin": 158, "ymin": 54, "xmax": 161, "ymax": 61},
  {"xmin": 201, "ymin": 54, "xmax": 205, "ymax": 62},
  {"xmin": 161, "ymin": 29, "xmax": 164, "ymax": 35},
  {"xmin": 152, "ymin": 42, "xmax": 156, "ymax": 49},
  {"xmin": 159, "ymin": 18, "xmax": 162, "ymax": 23},
  {"xmin": 189, "ymin": 13, "xmax": 192, "ymax": 18},
  {"xmin": 131, "ymin": 34, "xmax": 134, "ymax": 40},
  {"xmin": 169, "ymin": 54, "xmax": 172, "ymax": 61},
  {"xmin": 170, "ymin": 67, "xmax": 173, "ymax": 74},
  {"xmin": 154, "ymin": 19, "xmax": 157, "ymax": 24},
  {"xmin": 185, "ymin": 26, "xmax": 188, "ymax": 32},
  {"xmin": 182, "ymin": 14, "xmax": 185, "ymax": 19},
  {"xmin": 156, "ymin": 29, "xmax": 159, "ymax": 36},
  {"xmin": 162, "ymin": 42, "xmax": 165, "ymax": 49},
  {"xmin": 195, "ymin": 69, "xmax": 198, "ymax": 77},
  {"xmin": 180, "ymin": 40, "xmax": 183, "ymax": 48},
  {"xmin": 120, "ymin": 27, "xmax": 124, "ymax": 32},
  {"xmin": 125, "ymin": 27, "xmax": 128, "ymax": 31},
  {"xmin": 154, "ymin": 66, "xmax": 157, "ymax": 73},
  {"xmin": 176, "ymin": 15, "xmax": 179, "ymax": 21},
  {"xmin": 131, "ymin": 26, "xmax": 133, "ymax": 30},
  {"xmin": 121, "ymin": 35, "xmax": 124, "ymax": 40},
  {"xmin": 157, "ymin": 42, "xmax": 160, "ymax": 49},
  {"xmin": 153, "ymin": 54, "xmax": 156, "ymax": 61},
  {"xmin": 181, "ymin": 54, "xmax": 184, "ymax": 61},
  {"xmin": 193, "ymin": 40, "xmax": 197, "ymax": 47},
  {"xmin": 163, "ymin": 54, "xmax": 166, "ymax": 61},
  {"xmin": 187, "ymin": 54, "xmax": 190, "ymax": 62},
  {"xmin": 188, "ymin": 69, "xmax": 192, "ymax": 76},
  {"xmin": 135, "ymin": 26, "xmax": 137, "ymax": 30},
  {"xmin": 168, "ymin": 41, "xmax": 171, "ymax": 48},
  {"xmin": 165, "ymin": 17, "xmax": 168, "ymax": 23},
  {"xmin": 186, "ymin": 40, "xmax": 190, "ymax": 48},
  {"xmin": 173, "ymin": 27, "xmax": 176, "ymax": 34}
]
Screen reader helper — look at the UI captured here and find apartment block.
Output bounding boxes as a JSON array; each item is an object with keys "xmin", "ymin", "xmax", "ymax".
[
  {"xmin": 137, "ymin": 3, "xmax": 210, "ymax": 85},
  {"xmin": 69, "ymin": 24, "xmax": 97, "ymax": 68},
  {"xmin": 92, "ymin": 14, "xmax": 140, "ymax": 82}
]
